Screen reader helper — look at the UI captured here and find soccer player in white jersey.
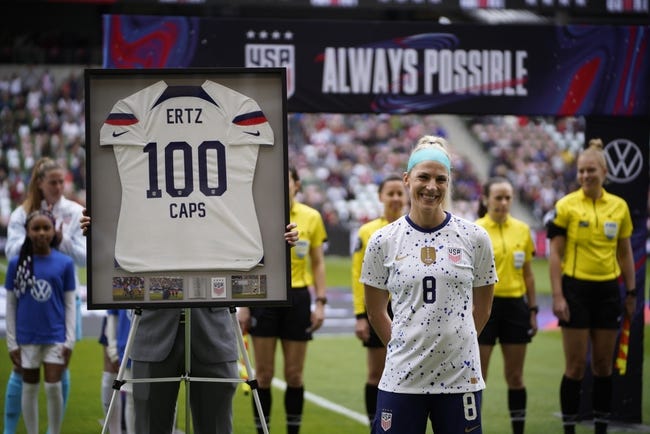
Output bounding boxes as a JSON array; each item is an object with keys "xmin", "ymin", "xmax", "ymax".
[{"xmin": 362, "ymin": 135, "xmax": 497, "ymax": 434}]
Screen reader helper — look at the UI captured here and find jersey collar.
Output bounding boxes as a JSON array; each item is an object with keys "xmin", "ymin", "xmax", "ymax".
[
  {"xmin": 483, "ymin": 214, "xmax": 511, "ymax": 227},
  {"xmin": 405, "ymin": 211, "xmax": 451, "ymax": 233},
  {"xmin": 578, "ymin": 187, "xmax": 611, "ymax": 203}
]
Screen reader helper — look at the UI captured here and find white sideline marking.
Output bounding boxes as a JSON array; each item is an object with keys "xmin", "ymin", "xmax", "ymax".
[{"xmin": 271, "ymin": 377, "xmax": 369, "ymax": 426}]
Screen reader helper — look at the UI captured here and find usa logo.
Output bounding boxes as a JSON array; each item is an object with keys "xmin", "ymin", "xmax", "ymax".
[
  {"xmin": 380, "ymin": 410, "xmax": 392, "ymax": 431},
  {"xmin": 448, "ymin": 247, "xmax": 462, "ymax": 263},
  {"xmin": 245, "ymin": 30, "xmax": 295, "ymax": 98},
  {"xmin": 31, "ymin": 279, "xmax": 53, "ymax": 302}
]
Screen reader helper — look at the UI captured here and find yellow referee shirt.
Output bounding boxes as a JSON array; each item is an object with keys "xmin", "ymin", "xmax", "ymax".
[
  {"xmin": 351, "ymin": 217, "xmax": 389, "ymax": 316},
  {"xmin": 476, "ymin": 214, "xmax": 534, "ymax": 298},
  {"xmin": 289, "ymin": 201, "xmax": 328, "ymax": 288},
  {"xmin": 549, "ymin": 188, "xmax": 633, "ymax": 281}
]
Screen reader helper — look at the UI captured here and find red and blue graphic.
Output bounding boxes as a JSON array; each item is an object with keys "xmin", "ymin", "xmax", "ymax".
[
  {"xmin": 103, "ymin": 16, "xmax": 649, "ymax": 116},
  {"xmin": 103, "ymin": 15, "xmax": 199, "ymax": 68}
]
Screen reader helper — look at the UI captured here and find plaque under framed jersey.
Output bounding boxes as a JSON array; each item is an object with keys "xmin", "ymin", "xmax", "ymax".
[{"xmin": 85, "ymin": 68, "xmax": 290, "ymax": 309}]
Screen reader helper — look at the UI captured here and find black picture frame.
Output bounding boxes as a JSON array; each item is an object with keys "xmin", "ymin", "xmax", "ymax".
[{"xmin": 84, "ymin": 67, "xmax": 290, "ymax": 309}]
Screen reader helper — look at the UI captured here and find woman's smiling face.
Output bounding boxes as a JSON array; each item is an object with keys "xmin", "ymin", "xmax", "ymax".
[{"xmin": 405, "ymin": 160, "xmax": 449, "ymax": 214}]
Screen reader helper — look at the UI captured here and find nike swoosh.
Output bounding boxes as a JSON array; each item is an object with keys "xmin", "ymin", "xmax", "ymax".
[
  {"xmin": 465, "ymin": 425, "xmax": 481, "ymax": 433},
  {"xmin": 395, "ymin": 255, "xmax": 408, "ymax": 261},
  {"xmin": 112, "ymin": 130, "xmax": 128, "ymax": 137},
  {"xmin": 244, "ymin": 130, "xmax": 261, "ymax": 136}
]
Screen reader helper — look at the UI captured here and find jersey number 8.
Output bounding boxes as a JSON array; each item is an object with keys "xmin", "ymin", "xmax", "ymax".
[{"xmin": 423, "ymin": 276, "xmax": 436, "ymax": 304}]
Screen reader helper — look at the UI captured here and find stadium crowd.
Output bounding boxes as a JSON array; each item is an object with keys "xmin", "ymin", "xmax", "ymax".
[
  {"xmin": 468, "ymin": 114, "xmax": 586, "ymax": 224},
  {"xmin": 1, "ymin": 65, "xmax": 643, "ymax": 254},
  {"xmin": 0, "ymin": 66, "xmax": 86, "ymax": 241},
  {"xmin": 0, "ymin": 66, "xmax": 485, "ymax": 241},
  {"xmin": 287, "ymin": 112, "xmax": 483, "ymax": 227},
  {"xmin": 284, "ymin": 112, "xmax": 590, "ymax": 233}
]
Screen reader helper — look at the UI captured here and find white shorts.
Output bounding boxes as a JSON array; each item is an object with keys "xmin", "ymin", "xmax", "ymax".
[{"xmin": 21, "ymin": 344, "xmax": 66, "ymax": 369}]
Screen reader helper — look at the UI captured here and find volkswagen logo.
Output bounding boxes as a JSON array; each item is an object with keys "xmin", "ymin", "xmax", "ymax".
[
  {"xmin": 31, "ymin": 279, "xmax": 53, "ymax": 302},
  {"xmin": 604, "ymin": 139, "xmax": 643, "ymax": 183}
]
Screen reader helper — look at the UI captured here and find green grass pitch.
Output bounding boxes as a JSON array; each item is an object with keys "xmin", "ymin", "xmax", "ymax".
[{"xmin": 1, "ymin": 256, "xmax": 648, "ymax": 433}]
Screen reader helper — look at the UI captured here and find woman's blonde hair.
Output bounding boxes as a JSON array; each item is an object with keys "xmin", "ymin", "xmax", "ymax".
[
  {"xmin": 22, "ymin": 157, "xmax": 64, "ymax": 214},
  {"xmin": 579, "ymin": 137, "xmax": 608, "ymax": 172},
  {"xmin": 413, "ymin": 135, "xmax": 450, "ymax": 154}
]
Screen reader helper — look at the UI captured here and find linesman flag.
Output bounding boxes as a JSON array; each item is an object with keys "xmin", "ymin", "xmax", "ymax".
[{"xmin": 615, "ymin": 316, "xmax": 631, "ymax": 375}]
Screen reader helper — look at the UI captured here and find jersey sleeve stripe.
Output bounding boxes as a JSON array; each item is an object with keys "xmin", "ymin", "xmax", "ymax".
[
  {"xmin": 105, "ymin": 113, "xmax": 138, "ymax": 126},
  {"xmin": 233, "ymin": 111, "xmax": 268, "ymax": 126}
]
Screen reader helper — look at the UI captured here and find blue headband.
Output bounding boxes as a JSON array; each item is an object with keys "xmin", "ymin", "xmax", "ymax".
[{"xmin": 407, "ymin": 148, "xmax": 451, "ymax": 173}]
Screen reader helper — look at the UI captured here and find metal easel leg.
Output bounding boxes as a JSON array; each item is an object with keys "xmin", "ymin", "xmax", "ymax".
[
  {"xmin": 184, "ymin": 307, "xmax": 192, "ymax": 434},
  {"xmin": 102, "ymin": 307, "xmax": 142, "ymax": 434},
  {"xmin": 229, "ymin": 306, "xmax": 270, "ymax": 434}
]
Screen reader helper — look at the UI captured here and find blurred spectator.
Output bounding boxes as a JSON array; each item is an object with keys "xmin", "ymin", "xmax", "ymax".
[
  {"xmin": 469, "ymin": 115, "xmax": 585, "ymax": 225},
  {"xmin": 288, "ymin": 113, "xmax": 482, "ymax": 230},
  {"xmin": 2, "ymin": 66, "xmax": 615, "ymax": 254},
  {"xmin": 0, "ymin": 66, "xmax": 85, "ymax": 242}
]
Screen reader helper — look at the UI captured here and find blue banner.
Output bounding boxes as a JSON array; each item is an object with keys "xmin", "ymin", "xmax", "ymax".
[{"xmin": 102, "ymin": 16, "xmax": 649, "ymax": 116}]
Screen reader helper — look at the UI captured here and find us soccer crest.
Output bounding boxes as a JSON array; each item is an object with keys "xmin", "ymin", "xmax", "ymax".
[
  {"xmin": 448, "ymin": 246, "xmax": 462, "ymax": 263},
  {"xmin": 421, "ymin": 246, "xmax": 436, "ymax": 265},
  {"xmin": 245, "ymin": 30, "xmax": 295, "ymax": 98},
  {"xmin": 380, "ymin": 410, "xmax": 392, "ymax": 431}
]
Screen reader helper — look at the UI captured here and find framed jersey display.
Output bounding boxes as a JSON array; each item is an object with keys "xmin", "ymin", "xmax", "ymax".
[{"xmin": 85, "ymin": 68, "xmax": 290, "ymax": 309}]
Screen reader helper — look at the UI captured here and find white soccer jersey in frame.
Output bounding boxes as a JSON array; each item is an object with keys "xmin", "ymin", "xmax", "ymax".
[{"xmin": 100, "ymin": 80, "xmax": 274, "ymax": 272}]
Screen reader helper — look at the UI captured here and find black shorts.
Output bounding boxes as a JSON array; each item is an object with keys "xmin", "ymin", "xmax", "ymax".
[
  {"xmin": 478, "ymin": 297, "xmax": 531, "ymax": 345},
  {"xmin": 249, "ymin": 287, "xmax": 313, "ymax": 341},
  {"xmin": 363, "ymin": 303, "xmax": 393, "ymax": 348},
  {"xmin": 560, "ymin": 275, "xmax": 622, "ymax": 329}
]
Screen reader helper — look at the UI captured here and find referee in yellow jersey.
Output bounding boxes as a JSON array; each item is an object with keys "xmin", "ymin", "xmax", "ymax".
[
  {"xmin": 476, "ymin": 176, "xmax": 537, "ymax": 434},
  {"xmin": 546, "ymin": 138, "xmax": 636, "ymax": 434}
]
